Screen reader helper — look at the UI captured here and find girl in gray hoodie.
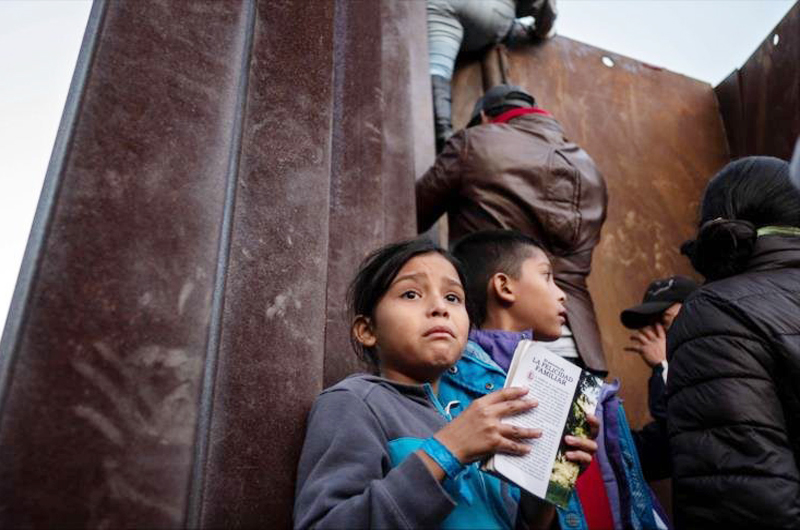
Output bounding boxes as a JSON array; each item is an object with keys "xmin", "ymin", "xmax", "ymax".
[{"xmin": 293, "ymin": 238, "xmax": 592, "ymax": 529}]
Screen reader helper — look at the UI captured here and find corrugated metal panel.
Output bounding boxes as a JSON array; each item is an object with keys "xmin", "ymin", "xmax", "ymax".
[
  {"xmin": 716, "ymin": 2, "xmax": 800, "ymax": 160},
  {"xmin": 0, "ymin": 0, "xmax": 429, "ymax": 526}
]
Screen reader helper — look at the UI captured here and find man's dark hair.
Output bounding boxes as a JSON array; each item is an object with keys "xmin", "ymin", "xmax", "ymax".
[
  {"xmin": 467, "ymin": 85, "xmax": 535, "ymax": 127},
  {"xmin": 450, "ymin": 230, "xmax": 544, "ymax": 327},
  {"xmin": 483, "ymin": 104, "xmax": 521, "ymax": 119},
  {"xmin": 347, "ymin": 237, "xmax": 467, "ymax": 367}
]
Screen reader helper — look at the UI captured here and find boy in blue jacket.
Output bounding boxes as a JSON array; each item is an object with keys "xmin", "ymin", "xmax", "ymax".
[{"xmin": 441, "ymin": 230, "xmax": 600, "ymax": 529}]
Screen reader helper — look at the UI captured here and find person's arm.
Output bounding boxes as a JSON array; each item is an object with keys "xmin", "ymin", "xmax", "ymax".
[
  {"xmin": 415, "ymin": 132, "xmax": 467, "ymax": 233},
  {"xmin": 647, "ymin": 362, "xmax": 667, "ymax": 421},
  {"xmin": 624, "ymin": 323, "xmax": 668, "ymax": 420},
  {"xmin": 293, "ymin": 389, "xmax": 457, "ymax": 529},
  {"xmin": 622, "ymin": 324, "xmax": 671, "ymax": 479},
  {"xmin": 631, "ymin": 418, "xmax": 671, "ymax": 481}
]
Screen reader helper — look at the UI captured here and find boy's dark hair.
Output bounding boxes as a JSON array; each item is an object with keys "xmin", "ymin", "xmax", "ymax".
[
  {"xmin": 450, "ymin": 230, "xmax": 544, "ymax": 328},
  {"xmin": 681, "ymin": 156, "xmax": 800, "ymax": 281},
  {"xmin": 347, "ymin": 237, "xmax": 467, "ymax": 367}
]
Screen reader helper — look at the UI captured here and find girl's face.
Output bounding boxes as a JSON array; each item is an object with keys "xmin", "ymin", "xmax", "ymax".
[{"xmin": 354, "ymin": 252, "xmax": 469, "ymax": 385}]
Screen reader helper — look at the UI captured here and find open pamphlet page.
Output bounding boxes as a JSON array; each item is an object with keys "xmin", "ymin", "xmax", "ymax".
[{"xmin": 482, "ymin": 340, "xmax": 603, "ymax": 507}]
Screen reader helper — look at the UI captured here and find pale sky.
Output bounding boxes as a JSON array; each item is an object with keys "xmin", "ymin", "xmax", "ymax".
[{"xmin": 0, "ymin": 0, "xmax": 796, "ymax": 330}]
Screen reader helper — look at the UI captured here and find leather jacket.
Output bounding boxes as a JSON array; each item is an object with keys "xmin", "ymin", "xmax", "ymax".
[{"xmin": 416, "ymin": 113, "xmax": 609, "ymax": 373}]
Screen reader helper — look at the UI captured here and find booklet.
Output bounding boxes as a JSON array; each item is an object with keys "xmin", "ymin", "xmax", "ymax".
[{"xmin": 482, "ymin": 340, "xmax": 603, "ymax": 507}]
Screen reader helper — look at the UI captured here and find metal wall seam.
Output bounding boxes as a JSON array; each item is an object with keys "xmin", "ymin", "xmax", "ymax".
[
  {"xmin": 0, "ymin": 0, "xmax": 109, "ymax": 419},
  {"xmin": 185, "ymin": 1, "xmax": 258, "ymax": 526}
]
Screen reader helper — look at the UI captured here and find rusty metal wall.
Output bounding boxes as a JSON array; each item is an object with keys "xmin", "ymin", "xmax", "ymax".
[
  {"xmin": 0, "ymin": 0, "xmax": 430, "ymax": 527},
  {"xmin": 715, "ymin": 2, "xmax": 800, "ymax": 161},
  {"xmin": 451, "ymin": 38, "xmax": 730, "ymax": 430},
  {"xmin": 323, "ymin": 1, "xmax": 433, "ymax": 389}
]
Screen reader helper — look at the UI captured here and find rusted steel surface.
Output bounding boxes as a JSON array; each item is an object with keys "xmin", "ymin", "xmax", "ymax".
[
  {"xmin": 0, "ymin": 1, "xmax": 253, "ymax": 527},
  {"xmin": 0, "ymin": 0, "xmax": 428, "ymax": 527},
  {"xmin": 381, "ymin": 0, "xmax": 432, "ymax": 244},
  {"xmin": 481, "ymin": 45, "xmax": 510, "ymax": 90},
  {"xmin": 451, "ymin": 37, "xmax": 730, "ymax": 429},
  {"xmin": 322, "ymin": 0, "xmax": 432, "ymax": 388},
  {"xmin": 322, "ymin": 0, "xmax": 384, "ymax": 389},
  {"xmin": 451, "ymin": 58, "xmax": 484, "ymax": 131},
  {"xmin": 715, "ymin": 70, "xmax": 747, "ymax": 159},
  {"xmin": 716, "ymin": 2, "xmax": 800, "ymax": 160},
  {"xmin": 196, "ymin": 0, "xmax": 336, "ymax": 527}
]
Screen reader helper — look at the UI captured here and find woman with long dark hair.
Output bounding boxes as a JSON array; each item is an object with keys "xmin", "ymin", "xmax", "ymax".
[{"xmin": 668, "ymin": 156, "xmax": 800, "ymax": 528}]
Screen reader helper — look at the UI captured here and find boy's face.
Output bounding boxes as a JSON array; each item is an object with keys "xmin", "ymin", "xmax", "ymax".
[
  {"xmin": 508, "ymin": 250, "xmax": 566, "ymax": 341},
  {"xmin": 356, "ymin": 252, "xmax": 469, "ymax": 385}
]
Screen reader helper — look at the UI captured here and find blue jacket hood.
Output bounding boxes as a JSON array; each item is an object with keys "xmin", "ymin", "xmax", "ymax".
[{"xmin": 467, "ymin": 329, "xmax": 532, "ymax": 372}]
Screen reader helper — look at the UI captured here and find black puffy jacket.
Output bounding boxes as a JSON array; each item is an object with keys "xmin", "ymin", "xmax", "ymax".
[{"xmin": 667, "ymin": 236, "xmax": 800, "ymax": 529}]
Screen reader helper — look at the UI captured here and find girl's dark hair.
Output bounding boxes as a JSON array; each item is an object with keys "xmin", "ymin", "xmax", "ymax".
[
  {"xmin": 681, "ymin": 156, "xmax": 800, "ymax": 281},
  {"xmin": 347, "ymin": 237, "xmax": 467, "ymax": 367}
]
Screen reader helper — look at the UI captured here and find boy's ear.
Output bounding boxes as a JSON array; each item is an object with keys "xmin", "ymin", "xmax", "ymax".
[
  {"xmin": 489, "ymin": 273, "xmax": 516, "ymax": 304},
  {"xmin": 352, "ymin": 315, "xmax": 377, "ymax": 348}
]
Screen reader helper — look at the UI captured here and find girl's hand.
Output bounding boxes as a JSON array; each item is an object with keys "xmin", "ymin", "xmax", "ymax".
[
  {"xmin": 563, "ymin": 413, "xmax": 599, "ymax": 471},
  {"xmin": 435, "ymin": 387, "xmax": 543, "ymax": 464}
]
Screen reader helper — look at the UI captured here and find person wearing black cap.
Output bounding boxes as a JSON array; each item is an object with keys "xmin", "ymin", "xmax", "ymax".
[
  {"xmin": 621, "ymin": 276, "xmax": 698, "ymax": 481},
  {"xmin": 417, "ymin": 83, "xmax": 609, "ymax": 377},
  {"xmin": 622, "ymin": 275, "xmax": 699, "ymax": 404}
]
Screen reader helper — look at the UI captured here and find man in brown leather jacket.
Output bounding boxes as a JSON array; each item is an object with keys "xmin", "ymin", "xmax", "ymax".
[{"xmin": 416, "ymin": 84, "xmax": 608, "ymax": 374}]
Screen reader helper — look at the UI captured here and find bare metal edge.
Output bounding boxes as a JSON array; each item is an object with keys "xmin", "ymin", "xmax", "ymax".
[
  {"xmin": 184, "ymin": 1, "xmax": 258, "ymax": 527},
  {"xmin": 0, "ymin": 0, "xmax": 109, "ymax": 422}
]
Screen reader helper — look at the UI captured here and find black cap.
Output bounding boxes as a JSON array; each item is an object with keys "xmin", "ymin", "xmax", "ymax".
[
  {"xmin": 620, "ymin": 275, "xmax": 700, "ymax": 329},
  {"xmin": 467, "ymin": 84, "xmax": 535, "ymax": 127}
]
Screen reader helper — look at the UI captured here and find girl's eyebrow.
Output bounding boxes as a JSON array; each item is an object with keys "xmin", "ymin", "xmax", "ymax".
[
  {"xmin": 392, "ymin": 272, "xmax": 428, "ymax": 285},
  {"xmin": 391, "ymin": 272, "xmax": 463, "ymax": 289},
  {"xmin": 442, "ymin": 277, "xmax": 464, "ymax": 290}
]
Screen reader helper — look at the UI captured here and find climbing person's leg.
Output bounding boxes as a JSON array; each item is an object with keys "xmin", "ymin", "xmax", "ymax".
[
  {"xmin": 427, "ymin": 0, "xmax": 463, "ymax": 151},
  {"xmin": 428, "ymin": 0, "xmax": 463, "ymax": 80},
  {"xmin": 430, "ymin": 74, "xmax": 454, "ymax": 153}
]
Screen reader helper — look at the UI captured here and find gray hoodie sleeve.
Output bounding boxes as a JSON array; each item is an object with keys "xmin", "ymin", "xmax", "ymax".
[{"xmin": 293, "ymin": 388, "xmax": 457, "ymax": 529}]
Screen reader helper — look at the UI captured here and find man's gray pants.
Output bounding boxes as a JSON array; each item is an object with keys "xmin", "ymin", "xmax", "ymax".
[{"xmin": 427, "ymin": 0, "xmax": 517, "ymax": 80}]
